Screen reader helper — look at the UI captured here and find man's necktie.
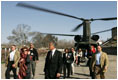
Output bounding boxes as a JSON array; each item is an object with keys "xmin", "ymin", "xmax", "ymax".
[{"xmin": 50, "ymin": 51, "xmax": 52, "ymax": 60}]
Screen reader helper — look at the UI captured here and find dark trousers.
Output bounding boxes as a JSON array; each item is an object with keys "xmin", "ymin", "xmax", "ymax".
[
  {"xmin": 63, "ymin": 64, "xmax": 67, "ymax": 78},
  {"xmin": 87, "ymin": 58, "xmax": 91, "ymax": 66},
  {"xmin": 77, "ymin": 56, "xmax": 81, "ymax": 65},
  {"xmin": 24, "ymin": 73, "xmax": 31, "ymax": 79},
  {"xmin": 89, "ymin": 67, "xmax": 94, "ymax": 79},
  {"xmin": 66, "ymin": 63, "xmax": 71, "ymax": 77},
  {"xmin": 45, "ymin": 72, "xmax": 57, "ymax": 79},
  {"xmin": 87, "ymin": 58, "xmax": 94, "ymax": 78},
  {"xmin": 24, "ymin": 67, "xmax": 31, "ymax": 79},
  {"xmin": 45, "ymin": 75, "xmax": 57, "ymax": 79},
  {"xmin": 5, "ymin": 61, "xmax": 17, "ymax": 79}
]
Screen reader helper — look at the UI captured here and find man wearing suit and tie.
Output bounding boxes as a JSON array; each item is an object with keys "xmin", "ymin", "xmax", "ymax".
[
  {"xmin": 44, "ymin": 42, "xmax": 63, "ymax": 79},
  {"xmin": 5, "ymin": 45, "xmax": 20, "ymax": 79}
]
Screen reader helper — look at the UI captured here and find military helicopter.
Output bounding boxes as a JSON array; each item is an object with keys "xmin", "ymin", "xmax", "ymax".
[
  {"xmin": 40, "ymin": 27, "xmax": 116, "ymax": 49},
  {"xmin": 16, "ymin": 3, "xmax": 117, "ymax": 50}
]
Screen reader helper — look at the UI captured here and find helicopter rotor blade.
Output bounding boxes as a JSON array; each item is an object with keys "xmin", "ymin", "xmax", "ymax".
[
  {"xmin": 72, "ymin": 22, "xmax": 83, "ymax": 32},
  {"xmin": 91, "ymin": 17, "xmax": 117, "ymax": 21},
  {"xmin": 91, "ymin": 28, "xmax": 112, "ymax": 35},
  {"xmin": 40, "ymin": 33, "xmax": 76, "ymax": 36},
  {"xmin": 17, "ymin": 3, "xmax": 84, "ymax": 21}
]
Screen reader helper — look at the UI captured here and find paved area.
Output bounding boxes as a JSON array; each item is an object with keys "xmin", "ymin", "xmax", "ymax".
[{"xmin": 1, "ymin": 55, "xmax": 117, "ymax": 79}]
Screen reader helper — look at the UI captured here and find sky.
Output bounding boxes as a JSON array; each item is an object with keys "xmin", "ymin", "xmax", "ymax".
[{"xmin": 1, "ymin": 1, "xmax": 117, "ymax": 44}]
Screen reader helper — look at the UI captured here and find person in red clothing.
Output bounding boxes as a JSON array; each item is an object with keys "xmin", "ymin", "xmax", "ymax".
[
  {"xmin": 18, "ymin": 47, "xmax": 31, "ymax": 79},
  {"xmin": 87, "ymin": 45, "xmax": 96, "ymax": 79},
  {"xmin": 91, "ymin": 46, "xmax": 96, "ymax": 54}
]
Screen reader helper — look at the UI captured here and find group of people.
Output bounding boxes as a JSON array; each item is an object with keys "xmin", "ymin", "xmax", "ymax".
[
  {"xmin": 63, "ymin": 48, "xmax": 83, "ymax": 78},
  {"xmin": 5, "ymin": 43, "xmax": 39, "ymax": 79},
  {"xmin": 44, "ymin": 42, "xmax": 109, "ymax": 79},
  {"xmin": 86, "ymin": 45, "xmax": 109, "ymax": 79},
  {"xmin": 5, "ymin": 42, "xmax": 109, "ymax": 79},
  {"xmin": 44, "ymin": 42, "xmax": 85, "ymax": 79}
]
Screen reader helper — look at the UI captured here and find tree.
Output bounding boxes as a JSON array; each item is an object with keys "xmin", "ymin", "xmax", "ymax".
[
  {"xmin": 42, "ymin": 34, "xmax": 58, "ymax": 47},
  {"xmin": 31, "ymin": 33, "xmax": 58, "ymax": 48},
  {"xmin": 7, "ymin": 24, "xmax": 31, "ymax": 46},
  {"xmin": 31, "ymin": 32, "xmax": 44, "ymax": 48},
  {"xmin": 57, "ymin": 39, "xmax": 74, "ymax": 49}
]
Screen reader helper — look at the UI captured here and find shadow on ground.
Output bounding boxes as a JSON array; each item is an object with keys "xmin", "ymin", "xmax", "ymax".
[{"xmin": 74, "ymin": 72, "xmax": 90, "ymax": 77}]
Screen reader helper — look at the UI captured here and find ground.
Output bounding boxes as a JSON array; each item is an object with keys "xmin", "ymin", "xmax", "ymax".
[{"xmin": 1, "ymin": 55, "xmax": 117, "ymax": 79}]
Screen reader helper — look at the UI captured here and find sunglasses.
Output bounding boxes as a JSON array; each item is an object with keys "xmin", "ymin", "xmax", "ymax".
[{"xmin": 24, "ymin": 49, "xmax": 28, "ymax": 51}]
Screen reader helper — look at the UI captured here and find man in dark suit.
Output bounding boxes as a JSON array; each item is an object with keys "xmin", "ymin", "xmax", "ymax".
[{"xmin": 44, "ymin": 42, "xmax": 63, "ymax": 79}]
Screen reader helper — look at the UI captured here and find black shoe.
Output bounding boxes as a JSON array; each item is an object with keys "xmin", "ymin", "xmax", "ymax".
[{"xmin": 67, "ymin": 76, "xmax": 70, "ymax": 78}]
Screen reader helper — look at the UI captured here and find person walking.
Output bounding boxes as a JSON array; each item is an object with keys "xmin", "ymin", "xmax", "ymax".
[
  {"xmin": 63, "ymin": 48, "xmax": 69, "ymax": 78},
  {"xmin": 29, "ymin": 43, "xmax": 39, "ymax": 79},
  {"xmin": 44, "ymin": 42, "xmax": 63, "ymax": 79},
  {"xmin": 66, "ymin": 48, "xmax": 74, "ymax": 78},
  {"xmin": 76, "ymin": 48, "xmax": 83, "ymax": 66},
  {"xmin": 91, "ymin": 45, "xmax": 109, "ymax": 79},
  {"xmin": 87, "ymin": 45, "xmax": 96, "ymax": 78},
  {"xmin": 71, "ymin": 48, "xmax": 76, "ymax": 75},
  {"xmin": 18, "ymin": 47, "xmax": 31, "ymax": 79},
  {"xmin": 5, "ymin": 45, "xmax": 20, "ymax": 79}
]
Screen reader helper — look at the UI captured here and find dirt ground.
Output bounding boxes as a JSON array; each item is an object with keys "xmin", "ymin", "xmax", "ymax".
[{"xmin": 1, "ymin": 55, "xmax": 117, "ymax": 79}]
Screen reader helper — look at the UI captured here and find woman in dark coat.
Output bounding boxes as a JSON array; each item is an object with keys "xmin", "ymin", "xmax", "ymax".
[
  {"xmin": 66, "ymin": 48, "xmax": 74, "ymax": 78},
  {"xmin": 18, "ymin": 47, "xmax": 31, "ymax": 79},
  {"xmin": 63, "ymin": 48, "xmax": 69, "ymax": 78}
]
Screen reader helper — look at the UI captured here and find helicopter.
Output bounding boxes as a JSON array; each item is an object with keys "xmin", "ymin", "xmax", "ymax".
[
  {"xmin": 40, "ymin": 27, "xmax": 116, "ymax": 49},
  {"xmin": 16, "ymin": 3, "xmax": 117, "ymax": 50}
]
